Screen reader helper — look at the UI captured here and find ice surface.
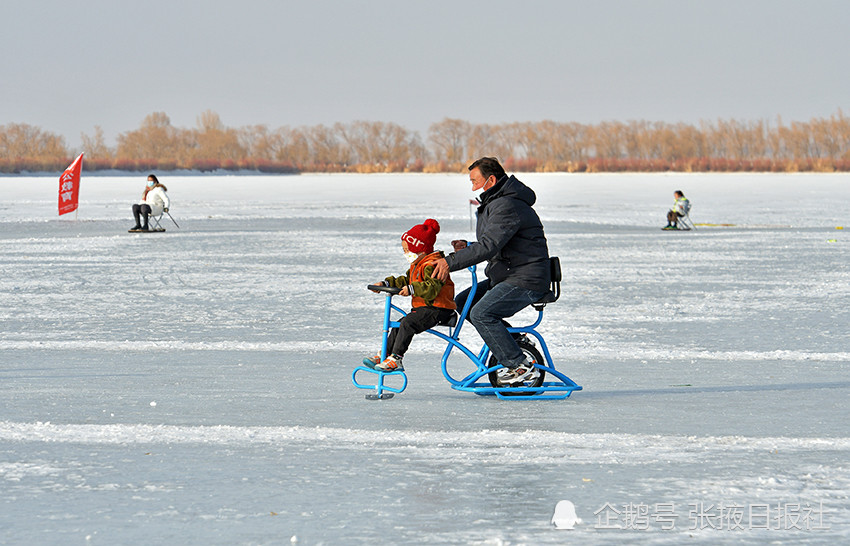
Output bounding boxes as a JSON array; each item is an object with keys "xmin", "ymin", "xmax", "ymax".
[{"xmin": 1, "ymin": 172, "xmax": 848, "ymax": 544}]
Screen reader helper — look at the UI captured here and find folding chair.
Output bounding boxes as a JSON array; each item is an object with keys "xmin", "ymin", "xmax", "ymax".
[
  {"xmin": 149, "ymin": 211, "xmax": 167, "ymax": 232},
  {"xmin": 678, "ymin": 210, "xmax": 696, "ymax": 231}
]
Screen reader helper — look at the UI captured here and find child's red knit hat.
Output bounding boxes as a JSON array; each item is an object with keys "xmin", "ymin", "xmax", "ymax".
[{"xmin": 402, "ymin": 219, "xmax": 440, "ymax": 253}]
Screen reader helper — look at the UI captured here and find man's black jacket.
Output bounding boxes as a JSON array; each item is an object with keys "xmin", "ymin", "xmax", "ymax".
[{"xmin": 445, "ymin": 174, "xmax": 550, "ymax": 292}]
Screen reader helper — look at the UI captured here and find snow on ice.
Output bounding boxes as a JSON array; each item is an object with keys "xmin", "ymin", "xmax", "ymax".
[{"xmin": 0, "ymin": 172, "xmax": 848, "ymax": 544}]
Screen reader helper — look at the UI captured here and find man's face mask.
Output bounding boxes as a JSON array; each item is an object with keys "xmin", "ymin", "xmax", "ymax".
[{"xmin": 404, "ymin": 251, "xmax": 418, "ymax": 264}]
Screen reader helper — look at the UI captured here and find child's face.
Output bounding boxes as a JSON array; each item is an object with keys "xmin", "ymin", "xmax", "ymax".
[{"xmin": 402, "ymin": 240, "xmax": 420, "ymax": 263}]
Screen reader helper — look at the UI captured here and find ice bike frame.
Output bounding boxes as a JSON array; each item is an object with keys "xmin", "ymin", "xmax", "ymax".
[{"xmin": 352, "ymin": 263, "xmax": 582, "ymax": 400}]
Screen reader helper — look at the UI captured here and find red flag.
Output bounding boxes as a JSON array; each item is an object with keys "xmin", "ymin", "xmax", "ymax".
[
  {"xmin": 469, "ymin": 198, "xmax": 480, "ymax": 206},
  {"xmin": 58, "ymin": 153, "xmax": 84, "ymax": 216}
]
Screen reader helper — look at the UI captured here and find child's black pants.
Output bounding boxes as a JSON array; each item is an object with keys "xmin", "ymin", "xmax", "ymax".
[{"xmin": 387, "ymin": 306, "xmax": 455, "ymax": 358}]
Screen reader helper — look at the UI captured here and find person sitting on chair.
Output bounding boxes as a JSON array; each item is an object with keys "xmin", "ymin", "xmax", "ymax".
[
  {"xmin": 364, "ymin": 219, "xmax": 456, "ymax": 373},
  {"xmin": 130, "ymin": 174, "xmax": 170, "ymax": 232},
  {"xmin": 663, "ymin": 190, "xmax": 690, "ymax": 230}
]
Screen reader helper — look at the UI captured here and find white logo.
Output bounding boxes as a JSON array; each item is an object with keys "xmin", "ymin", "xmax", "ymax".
[
  {"xmin": 552, "ymin": 500, "xmax": 581, "ymax": 530},
  {"xmin": 402, "ymin": 233, "xmax": 423, "ymax": 247}
]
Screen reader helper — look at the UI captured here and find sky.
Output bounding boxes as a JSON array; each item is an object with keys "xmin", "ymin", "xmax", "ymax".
[{"xmin": 2, "ymin": 0, "xmax": 849, "ymax": 149}]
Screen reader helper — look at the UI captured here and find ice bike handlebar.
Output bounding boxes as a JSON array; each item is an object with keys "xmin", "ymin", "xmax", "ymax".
[{"xmin": 367, "ymin": 284, "xmax": 401, "ymax": 295}]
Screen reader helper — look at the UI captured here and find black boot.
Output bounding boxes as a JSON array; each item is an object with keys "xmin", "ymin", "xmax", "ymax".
[{"xmin": 131, "ymin": 204, "xmax": 143, "ymax": 230}]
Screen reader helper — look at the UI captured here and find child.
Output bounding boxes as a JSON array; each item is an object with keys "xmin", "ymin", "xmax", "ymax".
[{"xmin": 364, "ymin": 219, "xmax": 456, "ymax": 372}]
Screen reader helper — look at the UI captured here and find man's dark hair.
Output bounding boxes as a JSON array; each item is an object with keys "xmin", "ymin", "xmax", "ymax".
[
  {"xmin": 674, "ymin": 190, "xmax": 684, "ymax": 198},
  {"xmin": 468, "ymin": 157, "xmax": 506, "ymax": 181}
]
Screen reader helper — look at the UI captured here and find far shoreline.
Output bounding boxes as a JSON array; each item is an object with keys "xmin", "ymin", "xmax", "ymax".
[{"xmin": 2, "ymin": 169, "xmax": 848, "ymax": 179}]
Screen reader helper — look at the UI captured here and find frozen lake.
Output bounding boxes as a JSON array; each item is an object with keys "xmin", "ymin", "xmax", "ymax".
[{"xmin": 1, "ymin": 172, "xmax": 848, "ymax": 544}]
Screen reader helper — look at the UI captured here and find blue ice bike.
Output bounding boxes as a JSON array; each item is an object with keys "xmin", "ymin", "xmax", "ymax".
[{"xmin": 352, "ymin": 259, "xmax": 582, "ymax": 400}]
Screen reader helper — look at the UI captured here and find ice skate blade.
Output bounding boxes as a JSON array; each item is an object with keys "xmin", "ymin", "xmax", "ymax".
[{"xmin": 365, "ymin": 393, "xmax": 395, "ymax": 400}]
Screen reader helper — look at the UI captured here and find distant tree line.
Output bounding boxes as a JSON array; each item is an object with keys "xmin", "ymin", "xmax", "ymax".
[{"xmin": 2, "ymin": 110, "xmax": 850, "ymax": 174}]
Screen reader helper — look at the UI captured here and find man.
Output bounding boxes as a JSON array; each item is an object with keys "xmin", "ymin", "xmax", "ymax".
[
  {"xmin": 664, "ymin": 190, "xmax": 690, "ymax": 230},
  {"xmin": 432, "ymin": 157, "xmax": 551, "ymax": 384}
]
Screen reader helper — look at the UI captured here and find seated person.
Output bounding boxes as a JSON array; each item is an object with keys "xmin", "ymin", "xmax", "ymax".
[
  {"xmin": 130, "ymin": 174, "xmax": 170, "ymax": 232},
  {"xmin": 432, "ymin": 157, "xmax": 551, "ymax": 384},
  {"xmin": 663, "ymin": 190, "xmax": 690, "ymax": 230},
  {"xmin": 364, "ymin": 219, "xmax": 455, "ymax": 372}
]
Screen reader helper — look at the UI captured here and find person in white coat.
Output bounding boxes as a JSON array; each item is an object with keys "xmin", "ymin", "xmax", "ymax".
[{"xmin": 130, "ymin": 174, "xmax": 170, "ymax": 232}]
